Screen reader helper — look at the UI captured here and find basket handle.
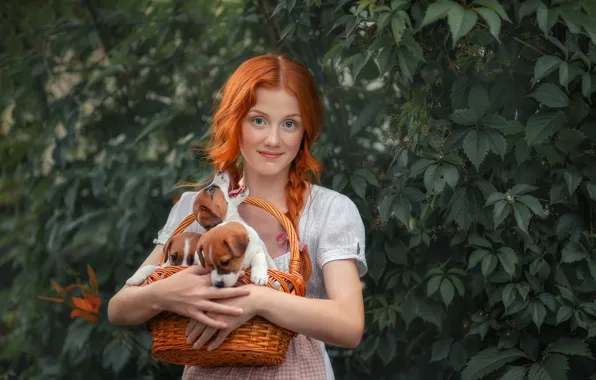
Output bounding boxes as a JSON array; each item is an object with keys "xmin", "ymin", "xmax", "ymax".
[{"xmin": 159, "ymin": 195, "xmax": 307, "ymax": 282}]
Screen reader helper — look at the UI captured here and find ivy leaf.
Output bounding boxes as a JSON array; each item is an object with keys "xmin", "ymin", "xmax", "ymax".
[
  {"xmin": 464, "ymin": 130, "xmax": 489, "ymax": 170},
  {"xmin": 475, "ymin": 7, "xmax": 502, "ymax": 42},
  {"xmin": 377, "ymin": 333, "xmax": 397, "ymax": 365},
  {"xmin": 431, "ymin": 338, "xmax": 453, "ymax": 362},
  {"xmin": 528, "ymin": 83, "xmax": 569, "ymax": 108},
  {"xmin": 512, "ymin": 202, "xmax": 532, "ymax": 233},
  {"xmin": 502, "ymin": 284, "xmax": 517, "ymax": 309},
  {"xmin": 472, "ymin": 0, "xmax": 512, "ymax": 22},
  {"xmin": 543, "ymin": 354, "xmax": 569, "ymax": 380},
  {"xmin": 497, "ymin": 247, "xmax": 518, "ymax": 277},
  {"xmin": 332, "ymin": 173, "xmax": 348, "ymax": 191},
  {"xmin": 527, "ymin": 363, "xmax": 553, "ymax": 380},
  {"xmin": 451, "ymin": 108, "xmax": 478, "ymax": 125},
  {"xmin": 544, "ymin": 338, "xmax": 592, "ymax": 358},
  {"xmin": 350, "ymin": 174, "xmax": 367, "ymax": 199},
  {"xmin": 530, "ymin": 299, "xmax": 546, "ymax": 330},
  {"xmin": 556, "ymin": 213, "xmax": 583, "ymax": 239},
  {"xmin": 516, "ymin": 195, "xmax": 545, "ymax": 218},
  {"xmin": 420, "ymin": 0, "xmax": 455, "ymax": 28},
  {"xmin": 561, "ymin": 242, "xmax": 587, "ymax": 263},
  {"xmin": 427, "ymin": 275, "xmax": 442, "ymax": 296},
  {"xmin": 468, "ymin": 84, "xmax": 490, "ymax": 117},
  {"xmin": 493, "ymin": 201, "xmax": 511, "ymax": 229},
  {"xmin": 525, "ymin": 111, "xmax": 567, "ymax": 146},
  {"xmin": 461, "ymin": 347, "xmax": 528, "ymax": 380},
  {"xmin": 563, "ymin": 168, "xmax": 582, "ymax": 196},
  {"xmin": 486, "ymin": 129, "xmax": 507, "ymax": 159},
  {"xmin": 557, "ymin": 306, "xmax": 573, "ymax": 324},
  {"xmin": 510, "ymin": 184, "xmax": 538, "ymax": 195},
  {"xmin": 354, "ymin": 168, "xmax": 380, "ymax": 187},
  {"xmin": 533, "ymin": 55, "xmax": 562, "ymax": 84},
  {"xmin": 447, "ymin": 188, "xmax": 474, "ymax": 230},
  {"xmin": 481, "ymin": 254, "xmax": 498, "ymax": 277},
  {"xmin": 440, "ymin": 278, "xmax": 456, "ymax": 307},
  {"xmin": 367, "ymin": 244, "xmax": 386, "ymax": 282},
  {"xmin": 447, "ymin": 5, "xmax": 478, "ymax": 48},
  {"xmin": 498, "ymin": 366, "xmax": 528, "ymax": 380},
  {"xmin": 392, "ymin": 197, "xmax": 412, "ymax": 227}
]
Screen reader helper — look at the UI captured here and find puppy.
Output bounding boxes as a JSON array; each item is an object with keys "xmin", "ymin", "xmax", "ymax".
[
  {"xmin": 125, "ymin": 231, "xmax": 202, "ymax": 286},
  {"xmin": 196, "ymin": 171, "xmax": 277, "ymax": 287},
  {"xmin": 193, "ymin": 182, "xmax": 228, "ymax": 231}
]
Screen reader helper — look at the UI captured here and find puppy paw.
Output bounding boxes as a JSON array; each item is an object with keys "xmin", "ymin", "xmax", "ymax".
[
  {"xmin": 250, "ymin": 270, "xmax": 269, "ymax": 286},
  {"xmin": 125, "ymin": 273, "xmax": 147, "ymax": 286}
]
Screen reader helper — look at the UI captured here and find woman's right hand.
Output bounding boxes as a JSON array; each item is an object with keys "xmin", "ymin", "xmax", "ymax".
[{"xmin": 153, "ymin": 265, "xmax": 250, "ymax": 329}]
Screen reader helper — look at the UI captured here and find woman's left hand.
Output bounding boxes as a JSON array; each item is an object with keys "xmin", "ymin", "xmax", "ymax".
[{"xmin": 185, "ymin": 284, "xmax": 261, "ymax": 351}]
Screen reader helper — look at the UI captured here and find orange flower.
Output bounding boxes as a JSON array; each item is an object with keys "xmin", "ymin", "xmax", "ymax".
[{"xmin": 70, "ymin": 291, "xmax": 101, "ymax": 323}]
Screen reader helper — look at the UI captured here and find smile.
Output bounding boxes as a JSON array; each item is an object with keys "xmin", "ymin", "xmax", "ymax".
[{"xmin": 259, "ymin": 151, "xmax": 283, "ymax": 159}]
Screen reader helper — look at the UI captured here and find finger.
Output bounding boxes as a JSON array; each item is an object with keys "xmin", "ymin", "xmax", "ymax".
[
  {"xmin": 206, "ymin": 286, "xmax": 251, "ymax": 300},
  {"xmin": 186, "ymin": 318, "xmax": 198, "ymax": 337},
  {"xmin": 190, "ymin": 310, "xmax": 228, "ymax": 330},
  {"xmin": 207, "ymin": 329, "xmax": 231, "ymax": 351},
  {"xmin": 199, "ymin": 301, "xmax": 244, "ymax": 316},
  {"xmin": 186, "ymin": 322, "xmax": 207, "ymax": 345},
  {"xmin": 193, "ymin": 326, "xmax": 218, "ymax": 350}
]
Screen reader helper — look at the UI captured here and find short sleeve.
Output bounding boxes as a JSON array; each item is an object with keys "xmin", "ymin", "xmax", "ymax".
[
  {"xmin": 317, "ymin": 194, "xmax": 368, "ymax": 278},
  {"xmin": 153, "ymin": 191, "xmax": 201, "ymax": 245}
]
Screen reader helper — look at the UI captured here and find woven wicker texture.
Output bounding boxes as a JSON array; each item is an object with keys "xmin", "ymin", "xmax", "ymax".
[{"xmin": 145, "ymin": 196, "xmax": 308, "ymax": 367}]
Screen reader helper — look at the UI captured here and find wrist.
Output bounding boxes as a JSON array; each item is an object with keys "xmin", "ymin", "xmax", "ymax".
[
  {"xmin": 249, "ymin": 284, "xmax": 270, "ymax": 316},
  {"xmin": 144, "ymin": 280, "xmax": 166, "ymax": 313}
]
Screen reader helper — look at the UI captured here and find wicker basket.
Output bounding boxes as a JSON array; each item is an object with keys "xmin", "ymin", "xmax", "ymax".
[{"xmin": 144, "ymin": 196, "xmax": 310, "ymax": 367}]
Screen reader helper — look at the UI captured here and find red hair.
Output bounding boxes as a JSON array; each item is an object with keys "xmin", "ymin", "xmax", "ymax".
[{"xmin": 205, "ymin": 54, "xmax": 323, "ymax": 280}]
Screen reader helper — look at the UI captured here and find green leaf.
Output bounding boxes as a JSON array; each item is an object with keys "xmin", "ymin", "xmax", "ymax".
[
  {"xmin": 516, "ymin": 195, "xmax": 545, "ymax": 218},
  {"xmin": 464, "ymin": 130, "xmax": 489, "ymax": 170},
  {"xmin": 392, "ymin": 197, "xmax": 412, "ymax": 227},
  {"xmin": 391, "ymin": 14, "xmax": 406, "ymax": 45},
  {"xmin": 530, "ymin": 299, "xmax": 546, "ymax": 330},
  {"xmin": 525, "ymin": 111, "xmax": 567, "ymax": 146},
  {"xmin": 410, "ymin": 158, "xmax": 435, "ymax": 177},
  {"xmin": 497, "ymin": 247, "xmax": 518, "ymax": 277},
  {"xmin": 420, "ymin": 0, "xmax": 455, "ymax": 28},
  {"xmin": 563, "ymin": 168, "xmax": 582, "ymax": 196},
  {"xmin": 534, "ymin": 55, "xmax": 562, "ymax": 84},
  {"xmin": 543, "ymin": 354, "xmax": 569, "ymax": 380},
  {"xmin": 351, "ymin": 102, "xmax": 381, "ymax": 136},
  {"xmin": 512, "ymin": 202, "xmax": 532, "ymax": 233},
  {"xmin": 528, "ymin": 83, "xmax": 569, "ymax": 108},
  {"xmin": 486, "ymin": 192, "xmax": 506, "ymax": 206},
  {"xmin": 468, "ymin": 234, "xmax": 492, "ymax": 249},
  {"xmin": 332, "ymin": 173, "xmax": 348, "ymax": 191},
  {"xmin": 440, "ymin": 278, "xmax": 456, "ymax": 306},
  {"xmin": 354, "ymin": 168, "xmax": 380, "ymax": 187},
  {"xmin": 461, "ymin": 347, "xmax": 528, "ymax": 380},
  {"xmin": 544, "ymin": 338, "xmax": 592, "ymax": 358},
  {"xmin": 475, "ymin": 7, "xmax": 502, "ymax": 42},
  {"xmin": 493, "ymin": 201, "xmax": 511, "ymax": 228},
  {"xmin": 511, "ymin": 184, "xmax": 538, "ymax": 195},
  {"xmin": 499, "ymin": 366, "xmax": 528, "ymax": 380},
  {"xmin": 448, "ymin": 5, "xmax": 478, "ymax": 48},
  {"xmin": 450, "ymin": 275, "xmax": 465, "ymax": 297},
  {"xmin": 481, "ymin": 254, "xmax": 498, "ymax": 277},
  {"xmin": 486, "ymin": 129, "xmax": 507, "ymax": 159},
  {"xmin": 447, "ymin": 188, "xmax": 473, "ymax": 230},
  {"xmin": 556, "ymin": 213, "xmax": 583, "ymax": 239},
  {"xmin": 472, "ymin": 0, "xmax": 512, "ymax": 22},
  {"xmin": 378, "ymin": 194, "xmax": 395, "ymax": 222},
  {"xmin": 368, "ymin": 242, "xmax": 386, "ymax": 282},
  {"xmin": 502, "ymin": 284, "xmax": 517, "ymax": 309},
  {"xmin": 468, "ymin": 85, "xmax": 490, "ymax": 117},
  {"xmin": 350, "ymin": 174, "xmax": 367, "ymax": 199},
  {"xmin": 451, "ymin": 108, "xmax": 478, "ymax": 125},
  {"xmin": 377, "ymin": 333, "xmax": 396, "ymax": 365},
  {"xmin": 527, "ymin": 363, "xmax": 553, "ymax": 380},
  {"xmin": 556, "ymin": 306, "xmax": 573, "ymax": 324},
  {"xmin": 427, "ymin": 275, "xmax": 443, "ymax": 296},
  {"xmin": 431, "ymin": 338, "xmax": 453, "ymax": 362},
  {"xmin": 469, "ymin": 249, "xmax": 490, "ymax": 269},
  {"xmin": 518, "ymin": 0, "xmax": 541, "ymax": 20}
]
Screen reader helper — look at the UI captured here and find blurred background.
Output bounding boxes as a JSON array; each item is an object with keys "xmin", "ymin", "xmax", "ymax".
[{"xmin": 2, "ymin": 0, "xmax": 596, "ymax": 379}]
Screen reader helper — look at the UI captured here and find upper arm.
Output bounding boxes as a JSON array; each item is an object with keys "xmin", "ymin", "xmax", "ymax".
[{"xmin": 322, "ymin": 259, "xmax": 364, "ymax": 321}]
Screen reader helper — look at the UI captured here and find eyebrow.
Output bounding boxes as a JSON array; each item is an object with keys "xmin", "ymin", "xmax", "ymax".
[{"xmin": 248, "ymin": 109, "xmax": 302, "ymax": 119}]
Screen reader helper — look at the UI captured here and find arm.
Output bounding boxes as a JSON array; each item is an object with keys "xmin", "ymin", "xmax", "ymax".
[
  {"xmin": 107, "ymin": 245, "xmax": 164, "ymax": 325},
  {"xmin": 254, "ymin": 259, "xmax": 364, "ymax": 348}
]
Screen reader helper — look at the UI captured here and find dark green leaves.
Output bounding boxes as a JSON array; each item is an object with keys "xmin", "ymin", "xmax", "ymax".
[
  {"xmin": 528, "ymin": 83, "xmax": 569, "ymax": 108},
  {"xmin": 525, "ymin": 111, "xmax": 567, "ymax": 146},
  {"xmin": 461, "ymin": 348, "xmax": 528, "ymax": 380}
]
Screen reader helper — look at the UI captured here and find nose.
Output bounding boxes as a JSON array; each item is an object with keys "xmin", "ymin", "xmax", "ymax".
[
  {"xmin": 264, "ymin": 126, "xmax": 280, "ymax": 147},
  {"xmin": 214, "ymin": 281, "xmax": 224, "ymax": 288}
]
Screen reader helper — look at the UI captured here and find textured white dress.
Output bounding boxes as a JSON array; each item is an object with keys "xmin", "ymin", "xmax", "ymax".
[{"xmin": 154, "ymin": 184, "xmax": 368, "ymax": 379}]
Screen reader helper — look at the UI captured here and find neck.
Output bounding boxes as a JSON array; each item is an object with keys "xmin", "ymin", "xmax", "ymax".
[{"xmin": 239, "ymin": 167, "xmax": 289, "ymax": 209}]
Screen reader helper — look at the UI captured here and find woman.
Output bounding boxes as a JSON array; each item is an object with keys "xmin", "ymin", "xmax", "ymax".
[{"xmin": 107, "ymin": 54, "xmax": 367, "ymax": 379}]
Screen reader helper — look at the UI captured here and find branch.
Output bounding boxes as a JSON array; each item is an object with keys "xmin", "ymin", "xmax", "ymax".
[{"xmin": 254, "ymin": 0, "xmax": 282, "ymax": 51}]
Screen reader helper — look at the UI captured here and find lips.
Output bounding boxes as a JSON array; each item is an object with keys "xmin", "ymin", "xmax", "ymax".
[{"xmin": 259, "ymin": 151, "xmax": 283, "ymax": 159}]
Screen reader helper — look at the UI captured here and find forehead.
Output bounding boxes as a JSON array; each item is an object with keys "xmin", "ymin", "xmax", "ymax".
[{"xmin": 249, "ymin": 87, "xmax": 301, "ymax": 118}]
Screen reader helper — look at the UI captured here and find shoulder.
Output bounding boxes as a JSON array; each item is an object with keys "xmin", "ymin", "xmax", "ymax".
[{"xmin": 308, "ymin": 185, "xmax": 362, "ymax": 221}]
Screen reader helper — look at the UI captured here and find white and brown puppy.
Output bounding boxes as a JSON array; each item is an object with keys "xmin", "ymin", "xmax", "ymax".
[
  {"xmin": 125, "ymin": 232, "xmax": 202, "ymax": 286},
  {"xmin": 197, "ymin": 171, "xmax": 277, "ymax": 287}
]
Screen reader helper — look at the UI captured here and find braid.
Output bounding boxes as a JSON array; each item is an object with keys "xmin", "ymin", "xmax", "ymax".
[{"xmin": 285, "ymin": 154, "xmax": 314, "ymax": 283}]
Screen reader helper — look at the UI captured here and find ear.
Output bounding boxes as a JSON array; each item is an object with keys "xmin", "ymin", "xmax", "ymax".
[
  {"xmin": 225, "ymin": 233, "xmax": 249, "ymax": 258},
  {"xmin": 195, "ymin": 238, "xmax": 207, "ymax": 268},
  {"xmin": 163, "ymin": 237, "xmax": 174, "ymax": 262}
]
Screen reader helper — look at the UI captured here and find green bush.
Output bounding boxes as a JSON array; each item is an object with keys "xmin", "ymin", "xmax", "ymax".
[{"xmin": 2, "ymin": 0, "xmax": 596, "ymax": 379}]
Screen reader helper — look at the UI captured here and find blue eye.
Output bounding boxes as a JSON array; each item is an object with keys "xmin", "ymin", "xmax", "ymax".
[
  {"xmin": 282, "ymin": 121, "xmax": 296, "ymax": 129},
  {"xmin": 252, "ymin": 117, "xmax": 265, "ymax": 126}
]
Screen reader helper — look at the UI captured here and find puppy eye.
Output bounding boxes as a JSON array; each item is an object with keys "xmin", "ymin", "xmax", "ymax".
[
  {"xmin": 188, "ymin": 256, "xmax": 194, "ymax": 265},
  {"xmin": 207, "ymin": 186, "xmax": 215, "ymax": 195},
  {"xmin": 221, "ymin": 259, "xmax": 230, "ymax": 266},
  {"xmin": 171, "ymin": 253, "xmax": 178, "ymax": 261}
]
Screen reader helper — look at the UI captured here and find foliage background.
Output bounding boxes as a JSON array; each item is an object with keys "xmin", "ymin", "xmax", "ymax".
[{"xmin": 2, "ymin": 0, "xmax": 596, "ymax": 379}]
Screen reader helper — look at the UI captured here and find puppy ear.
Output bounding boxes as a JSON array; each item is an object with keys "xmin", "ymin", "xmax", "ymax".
[
  {"xmin": 225, "ymin": 233, "xmax": 249, "ymax": 258},
  {"xmin": 163, "ymin": 237, "xmax": 174, "ymax": 263},
  {"xmin": 195, "ymin": 237, "xmax": 207, "ymax": 268}
]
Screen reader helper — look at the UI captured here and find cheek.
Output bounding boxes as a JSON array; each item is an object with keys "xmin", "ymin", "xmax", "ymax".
[{"xmin": 240, "ymin": 122, "xmax": 260, "ymax": 151}]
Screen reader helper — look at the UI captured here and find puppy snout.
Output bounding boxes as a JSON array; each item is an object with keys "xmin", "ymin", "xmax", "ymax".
[{"xmin": 214, "ymin": 280, "xmax": 225, "ymax": 288}]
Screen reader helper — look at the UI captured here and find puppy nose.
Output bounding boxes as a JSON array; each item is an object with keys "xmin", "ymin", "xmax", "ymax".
[{"xmin": 214, "ymin": 281, "xmax": 224, "ymax": 288}]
